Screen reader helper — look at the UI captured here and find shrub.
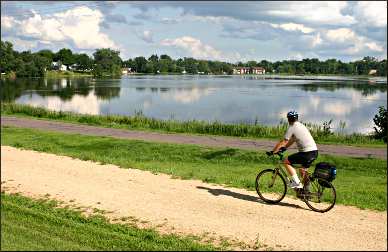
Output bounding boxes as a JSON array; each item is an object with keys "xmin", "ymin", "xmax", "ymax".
[{"xmin": 373, "ymin": 106, "xmax": 387, "ymax": 142}]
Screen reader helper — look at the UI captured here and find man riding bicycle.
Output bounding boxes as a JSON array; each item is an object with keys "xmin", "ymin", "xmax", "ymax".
[{"xmin": 271, "ymin": 111, "xmax": 318, "ymax": 189}]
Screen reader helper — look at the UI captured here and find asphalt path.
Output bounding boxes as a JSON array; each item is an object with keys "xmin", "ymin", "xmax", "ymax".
[{"xmin": 2, "ymin": 116, "xmax": 386, "ymax": 159}]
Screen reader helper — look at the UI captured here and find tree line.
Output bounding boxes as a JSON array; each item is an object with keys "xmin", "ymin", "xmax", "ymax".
[{"xmin": 1, "ymin": 40, "xmax": 386, "ymax": 77}]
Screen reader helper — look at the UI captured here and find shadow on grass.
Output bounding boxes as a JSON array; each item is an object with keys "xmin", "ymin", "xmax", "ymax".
[
  {"xmin": 196, "ymin": 186, "xmax": 304, "ymax": 210},
  {"xmin": 201, "ymin": 148, "xmax": 237, "ymax": 160}
]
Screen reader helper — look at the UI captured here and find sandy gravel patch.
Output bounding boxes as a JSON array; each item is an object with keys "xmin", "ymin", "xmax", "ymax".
[{"xmin": 1, "ymin": 146, "xmax": 387, "ymax": 250}]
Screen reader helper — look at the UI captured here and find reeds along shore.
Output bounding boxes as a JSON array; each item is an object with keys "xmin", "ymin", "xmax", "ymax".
[{"xmin": 1, "ymin": 102, "xmax": 382, "ymax": 145}]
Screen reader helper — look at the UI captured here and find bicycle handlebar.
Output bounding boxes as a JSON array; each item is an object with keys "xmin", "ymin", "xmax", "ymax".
[{"xmin": 266, "ymin": 147, "xmax": 287, "ymax": 159}]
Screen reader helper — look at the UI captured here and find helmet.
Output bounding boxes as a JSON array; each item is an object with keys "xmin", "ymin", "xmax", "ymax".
[{"xmin": 287, "ymin": 110, "xmax": 298, "ymax": 120}]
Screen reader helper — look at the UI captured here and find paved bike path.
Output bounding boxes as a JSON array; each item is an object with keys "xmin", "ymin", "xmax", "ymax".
[{"xmin": 2, "ymin": 116, "xmax": 386, "ymax": 159}]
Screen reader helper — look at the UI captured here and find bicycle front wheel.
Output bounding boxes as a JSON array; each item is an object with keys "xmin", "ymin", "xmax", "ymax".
[
  {"xmin": 255, "ymin": 169, "xmax": 287, "ymax": 204},
  {"xmin": 304, "ymin": 178, "xmax": 336, "ymax": 213}
]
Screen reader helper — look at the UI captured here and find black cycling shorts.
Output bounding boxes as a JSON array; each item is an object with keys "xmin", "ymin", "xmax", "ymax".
[{"xmin": 287, "ymin": 150, "xmax": 318, "ymax": 168}]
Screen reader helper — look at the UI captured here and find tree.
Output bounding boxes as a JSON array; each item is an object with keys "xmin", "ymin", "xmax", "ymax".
[
  {"xmin": 184, "ymin": 57, "xmax": 198, "ymax": 74},
  {"xmin": 123, "ymin": 59, "xmax": 135, "ymax": 69},
  {"xmin": 373, "ymin": 106, "xmax": 387, "ymax": 142},
  {"xmin": 198, "ymin": 60, "xmax": 210, "ymax": 74},
  {"xmin": 55, "ymin": 48, "xmax": 75, "ymax": 66},
  {"xmin": 134, "ymin": 56, "xmax": 148, "ymax": 73},
  {"xmin": 159, "ymin": 59, "xmax": 170, "ymax": 73},
  {"xmin": 74, "ymin": 53, "xmax": 93, "ymax": 71},
  {"xmin": 246, "ymin": 60, "xmax": 257, "ymax": 67},
  {"xmin": 37, "ymin": 49, "xmax": 55, "ymax": 62},
  {"xmin": 92, "ymin": 48, "xmax": 122, "ymax": 77},
  {"xmin": 0, "ymin": 41, "xmax": 16, "ymax": 73},
  {"xmin": 14, "ymin": 54, "xmax": 50, "ymax": 77}
]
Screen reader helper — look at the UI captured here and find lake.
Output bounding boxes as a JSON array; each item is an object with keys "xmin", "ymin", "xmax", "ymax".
[{"xmin": 1, "ymin": 75, "xmax": 387, "ymax": 134}]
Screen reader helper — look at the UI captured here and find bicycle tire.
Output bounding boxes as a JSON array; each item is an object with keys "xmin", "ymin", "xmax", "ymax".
[
  {"xmin": 303, "ymin": 178, "xmax": 336, "ymax": 213},
  {"xmin": 255, "ymin": 169, "xmax": 287, "ymax": 204}
]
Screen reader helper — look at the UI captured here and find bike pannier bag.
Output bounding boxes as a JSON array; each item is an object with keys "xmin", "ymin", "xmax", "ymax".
[{"xmin": 314, "ymin": 162, "xmax": 337, "ymax": 182}]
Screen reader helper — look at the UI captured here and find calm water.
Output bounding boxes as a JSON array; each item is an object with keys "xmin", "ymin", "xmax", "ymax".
[{"xmin": 1, "ymin": 75, "xmax": 387, "ymax": 134}]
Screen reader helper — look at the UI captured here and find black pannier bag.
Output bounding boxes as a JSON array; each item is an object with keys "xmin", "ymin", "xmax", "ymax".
[{"xmin": 313, "ymin": 162, "xmax": 337, "ymax": 186}]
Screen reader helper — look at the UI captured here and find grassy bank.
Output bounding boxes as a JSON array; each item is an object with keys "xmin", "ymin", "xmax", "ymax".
[
  {"xmin": 44, "ymin": 70, "xmax": 92, "ymax": 78},
  {"xmin": 1, "ymin": 192, "xmax": 216, "ymax": 251},
  {"xmin": 2, "ymin": 126, "xmax": 386, "ymax": 211},
  {"xmin": 1, "ymin": 103, "xmax": 384, "ymax": 147}
]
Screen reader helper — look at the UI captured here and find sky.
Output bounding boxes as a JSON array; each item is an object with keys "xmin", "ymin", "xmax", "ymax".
[{"xmin": 1, "ymin": 1, "xmax": 387, "ymax": 63}]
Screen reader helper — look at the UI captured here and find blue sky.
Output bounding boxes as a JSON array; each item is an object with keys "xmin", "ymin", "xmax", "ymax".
[{"xmin": 1, "ymin": 1, "xmax": 387, "ymax": 63}]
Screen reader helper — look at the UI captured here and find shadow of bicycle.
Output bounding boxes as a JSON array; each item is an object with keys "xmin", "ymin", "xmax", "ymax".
[{"xmin": 196, "ymin": 186, "xmax": 305, "ymax": 210}]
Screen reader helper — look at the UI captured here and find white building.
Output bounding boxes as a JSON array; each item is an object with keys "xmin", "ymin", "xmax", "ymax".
[
  {"xmin": 369, "ymin": 69, "xmax": 377, "ymax": 75},
  {"xmin": 52, "ymin": 61, "xmax": 67, "ymax": 71}
]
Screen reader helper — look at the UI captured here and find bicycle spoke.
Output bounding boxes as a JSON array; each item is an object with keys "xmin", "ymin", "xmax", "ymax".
[
  {"xmin": 256, "ymin": 169, "xmax": 287, "ymax": 203},
  {"xmin": 304, "ymin": 178, "xmax": 336, "ymax": 213}
]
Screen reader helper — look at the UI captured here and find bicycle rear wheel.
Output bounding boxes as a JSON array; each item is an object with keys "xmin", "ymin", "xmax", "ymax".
[
  {"xmin": 255, "ymin": 169, "xmax": 287, "ymax": 203},
  {"xmin": 303, "ymin": 178, "xmax": 336, "ymax": 213}
]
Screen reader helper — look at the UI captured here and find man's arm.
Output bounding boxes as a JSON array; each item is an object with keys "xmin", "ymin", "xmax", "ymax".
[
  {"xmin": 285, "ymin": 136, "xmax": 295, "ymax": 148},
  {"xmin": 272, "ymin": 139, "xmax": 289, "ymax": 153}
]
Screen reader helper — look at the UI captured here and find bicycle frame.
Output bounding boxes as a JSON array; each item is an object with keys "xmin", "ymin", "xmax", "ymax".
[{"xmin": 270, "ymin": 152, "xmax": 309, "ymax": 189}]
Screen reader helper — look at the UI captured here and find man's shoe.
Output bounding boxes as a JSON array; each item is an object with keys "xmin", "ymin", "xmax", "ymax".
[{"xmin": 289, "ymin": 180, "xmax": 303, "ymax": 189}]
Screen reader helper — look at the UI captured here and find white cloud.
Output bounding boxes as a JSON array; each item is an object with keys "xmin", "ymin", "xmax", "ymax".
[
  {"xmin": 267, "ymin": 2, "xmax": 356, "ymax": 26},
  {"xmin": 23, "ymin": 91, "xmax": 101, "ymax": 115},
  {"xmin": 325, "ymin": 28, "xmax": 357, "ymax": 43},
  {"xmin": 1, "ymin": 36, "xmax": 39, "ymax": 51},
  {"xmin": 1, "ymin": 16, "xmax": 15, "ymax": 29},
  {"xmin": 160, "ymin": 87, "xmax": 211, "ymax": 104},
  {"xmin": 139, "ymin": 30, "xmax": 154, "ymax": 43},
  {"xmin": 365, "ymin": 42, "xmax": 384, "ymax": 52},
  {"xmin": 322, "ymin": 28, "xmax": 385, "ymax": 54},
  {"xmin": 311, "ymin": 33, "xmax": 323, "ymax": 47},
  {"xmin": 353, "ymin": 1, "xmax": 387, "ymax": 27},
  {"xmin": 190, "ymin": 15, "xmax": 234, "ymax": 24},
  {"xmin": 323, "ymin": 102, "xmax": 353, "ymax": 116},
  {"xmin": 271, "ymin": 23, "xmax": 315, "ymax": 34},
  {"xmin": 1, "ymin": 6, "xmax": 118, "ymax": 50},
  {"xmin": 161, "ymin": 36, "xmax": 222, "ymax": 60},
  {"xmin": 160, "ymin": 36, "xmax": 243, "ymax": 62}
]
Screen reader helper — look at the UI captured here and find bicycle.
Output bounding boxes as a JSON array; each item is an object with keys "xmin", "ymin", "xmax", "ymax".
[{"xmin": 255, "ymin": 148, "xmax": 336, "ymax": 213}]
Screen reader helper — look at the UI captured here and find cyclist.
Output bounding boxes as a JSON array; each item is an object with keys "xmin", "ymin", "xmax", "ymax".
[{"xmin": 271, "ymin": 110, "xmax": 318, "ymax": 189}]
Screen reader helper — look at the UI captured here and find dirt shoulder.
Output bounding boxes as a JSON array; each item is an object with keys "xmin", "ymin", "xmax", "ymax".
[
  {"xmin": 1, "ymin": 116, "xmax": 386, "ymax": 159},
  {"xmin": 2, "ymin": 146, "xmax": 386, "ymax": 251}
]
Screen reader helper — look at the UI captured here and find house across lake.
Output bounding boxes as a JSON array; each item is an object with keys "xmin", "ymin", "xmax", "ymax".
[{"xmin": 233, "ymin": 67, "xmax": 265, "ymax": 75}]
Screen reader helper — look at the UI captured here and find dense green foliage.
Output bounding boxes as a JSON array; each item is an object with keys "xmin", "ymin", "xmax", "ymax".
[
  {"xmin": 0, "ymin": 41, "xmax": 94, "ymax": 77},
  {"xmin": 1, "ymin": 192, "xmax": 215, "ymax": 251},
  {"xmin": 1, "ymin": 40, "xmax": 386, "ymax": 77},
  {"xmin": 0, "ymin": 41, "xmax": 51, "ymax": 77},
  {"xmin": 373, "ymin": 106, "xmax": 387, "ymax": 142},
  {"xmin": 125, "ymin": 54, "xmax": 387, "ymax": 76},
  {"xmin": 2, "ymin": 103, "xmax": 385, "ymax": 147},
  {"xmin": 92, "ymin": 48, "xmax": 122, "ymax": 77},
  {"xmin": 2, "ymin": 126, "xmax": 386, "ymax": 210}
]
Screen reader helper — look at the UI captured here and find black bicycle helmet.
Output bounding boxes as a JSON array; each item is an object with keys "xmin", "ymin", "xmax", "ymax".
[{"xmin": 287, "ymin": 110, "xmax": 298, "ymax": 120}]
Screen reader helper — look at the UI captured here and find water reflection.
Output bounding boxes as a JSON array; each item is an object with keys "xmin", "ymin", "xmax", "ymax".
[
  {"xmin": 1, "ymin": 75, "xmax": 386, "ymax": 134},
  {"xmin": 300, "ymin": 82, "xmax": 387, "ymax": 97}
]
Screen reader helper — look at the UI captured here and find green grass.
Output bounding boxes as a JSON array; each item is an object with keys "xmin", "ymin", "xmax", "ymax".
[
  {"xmin": 1, "ymin": 192, "xmax": 216, "ymax": 251},
  {"xmin": 1, "ymin": 102, "xmax": 385, "ymax": 147},
  {"xmin": 1, "ymin": 126, "xmax": 386, "ymax": 211},
  {"xmin": 44, "ymin": 70, "xmax": 92, "ymax": 78}
]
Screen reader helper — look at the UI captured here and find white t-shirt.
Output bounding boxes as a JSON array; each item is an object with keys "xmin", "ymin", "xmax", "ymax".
[{"xmin": 284, "ymin": 121, "xmax": 318, "ymax": 152}]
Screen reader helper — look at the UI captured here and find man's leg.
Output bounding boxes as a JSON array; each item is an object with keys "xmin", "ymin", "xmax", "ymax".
[
  {"xmin": 284, "ymin": 158, "xmax": 297, "ymax": 176},
  {"xmin": 284, "ymin": 158, "xmax": 302, "ymax": 188},
  {"xmin": 299, "ymin": 168, "xmax": 307, "ymax": 183}
]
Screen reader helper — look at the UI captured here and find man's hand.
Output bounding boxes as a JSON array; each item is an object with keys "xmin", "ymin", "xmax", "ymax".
[{"xmin": 279, "ymin": 146, "xmax": 287, "ymax": 152}]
